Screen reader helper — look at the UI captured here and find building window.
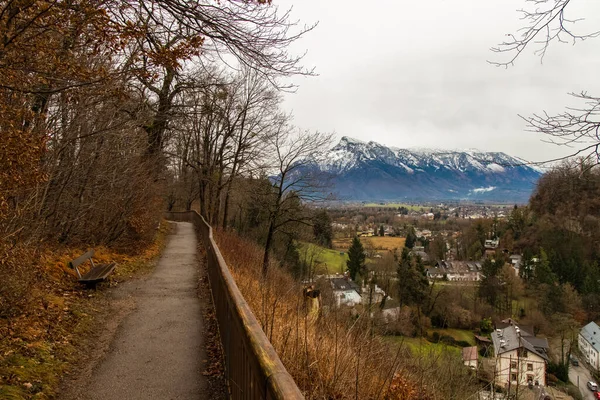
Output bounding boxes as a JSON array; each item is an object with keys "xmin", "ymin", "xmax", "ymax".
[
  {"xmin": 510, "ymin": 361, "xmax": 517, "ymax": 369},
  {"xmin": 518, "ymin": 348, "xmax": 528, "ymax": 358},
  {"xmin": 527, "ymin": 363, "xmax": 533, "ymax": 371},
  {"xmin": 527, "ymin": 374, "xmax": 534, "ymax": 384},
  {"xmin": 511, "ymin": 373, "xmax": 517, "ymax": 382}
]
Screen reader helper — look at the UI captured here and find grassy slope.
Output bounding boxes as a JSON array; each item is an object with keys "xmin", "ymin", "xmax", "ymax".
[
  {"xmin": 298, "ymin": 238, "xmax": 406, "ymax": 275},
  {"xmin": 215, "ymin": 230, "xmax": 479, "ymax": 399},
  {"xmin": 427, "ymin": 328, "xmax": 476, "ymax": 346},
  {"xmin": 297, "ymin": 242, "xmax": 348, "ymax": 274},
  {"xmin": 384, "ymin": 336, "xmax": 461, "ymax": 356}
]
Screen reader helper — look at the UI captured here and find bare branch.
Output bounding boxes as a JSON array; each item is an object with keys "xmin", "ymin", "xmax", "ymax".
[{"xmin": 489, "ymin": 0, "xmax": 600, "ymax": 67}]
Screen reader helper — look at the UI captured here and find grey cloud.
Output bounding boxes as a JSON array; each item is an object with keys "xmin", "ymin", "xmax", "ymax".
[{"xmin": 276, "ymin": 0, "xmax": 600, "ymax": 162}]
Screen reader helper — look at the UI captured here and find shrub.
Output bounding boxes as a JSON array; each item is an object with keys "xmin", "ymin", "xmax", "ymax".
[
  {"xmin": 439, "ymin": 334, "xmax": 456, "ymax": 345},
  {"xmin": 547, "ymin": 373, "xmax": 559, "ymax": 386},
  {"xmin": 547, "ymin": 361, "xmax": 569, "ymax": 383}
]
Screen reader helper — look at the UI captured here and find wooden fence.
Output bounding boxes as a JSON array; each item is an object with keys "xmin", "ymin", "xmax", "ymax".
[{"xmin": 165, "ymin": 211, "xmax": 304, "ymax": 400}]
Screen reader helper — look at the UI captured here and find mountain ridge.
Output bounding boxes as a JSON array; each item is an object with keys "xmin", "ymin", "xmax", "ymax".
[{"xmin": 312, "ymin": 136, "xmax": 542, "ymax": 202}]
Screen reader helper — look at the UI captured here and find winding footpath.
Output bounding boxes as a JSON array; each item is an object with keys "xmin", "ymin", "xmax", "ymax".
[{"xmin": 62, "ymin": 222, "xmax": 208, "ymax": 400}]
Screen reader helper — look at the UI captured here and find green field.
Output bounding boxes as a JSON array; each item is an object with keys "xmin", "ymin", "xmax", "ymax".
[
  {"xmin": 384, "ymin": 336, "xmax": 461, "ymax": 356},
  {"xmin": 361, "ymin": 202, "xmax": 423, "ymax": 211},
  {"xmin": 333, "ymin": 236, "xmax": 405, "ymax": 252},
  {"xmin": 297, "ymin": 242, "xmax": 348, "ymax": 274},
  {"xmin": 427, "ymin": 329, "xmax": 476, "ymax": 346}
]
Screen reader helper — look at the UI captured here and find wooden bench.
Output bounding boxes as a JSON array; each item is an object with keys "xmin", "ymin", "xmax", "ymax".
[{"xmin": 68, "ymin": 249, "xmax": 116, "ymax": 287}]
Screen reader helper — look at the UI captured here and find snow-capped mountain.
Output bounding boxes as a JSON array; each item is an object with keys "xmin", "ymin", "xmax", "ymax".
[{"xmin": 315, "ymin": 137, "xmax": 542, "ymax": 202}]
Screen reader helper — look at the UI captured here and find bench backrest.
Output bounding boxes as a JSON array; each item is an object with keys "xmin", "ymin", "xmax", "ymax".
[{"xmin": 69, "ymin": 249, "xmax": 95, "ymax": 269}]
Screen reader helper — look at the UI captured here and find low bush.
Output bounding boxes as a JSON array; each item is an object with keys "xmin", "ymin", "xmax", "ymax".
[
  {"xmin": 547, "ymin": 361, "xmax": 569, "ymax": 383},
  {"xmin": 439, "ymin": 334, "xmax": 456, "ymax": 345}
]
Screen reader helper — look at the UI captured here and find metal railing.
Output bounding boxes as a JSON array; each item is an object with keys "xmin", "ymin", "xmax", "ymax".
[{"xmin": 165, "ymin": 211, "xmax": 304, "ymax": 400}]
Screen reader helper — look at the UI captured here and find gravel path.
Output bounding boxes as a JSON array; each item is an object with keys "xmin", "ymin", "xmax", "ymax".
[{"xmin": 61, "ymin": 222, "xmax": 209, "ymax": 400}]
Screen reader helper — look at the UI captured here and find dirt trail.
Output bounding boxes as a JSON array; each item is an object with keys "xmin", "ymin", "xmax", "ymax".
[{"xmin": 60, "ymin": 222, "xmax": 208, "ymax": 400}]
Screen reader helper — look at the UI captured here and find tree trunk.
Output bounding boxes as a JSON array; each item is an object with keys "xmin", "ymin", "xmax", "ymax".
[
  {"xmin": 222, "ymin": 186, "xmax": 232, "ymax": 229},
  {"xmin": 144, "ymin": 67, "xmax": 175, "ymax": 161},
  {"xmin": 262, "ymin": 218, "xmax": 276, "ymax": 276}
]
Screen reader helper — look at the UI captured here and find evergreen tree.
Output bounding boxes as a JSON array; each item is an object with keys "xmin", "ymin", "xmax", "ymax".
[
  {"xmin": 405, "ymin": 227, "xmax": 417, "ymax": 249},
  {"xmin": 347, "ymin": 236, "xmax": 366, "ymax": 281},
  {"xmin": 397, "ymin": 247, "xmax": 428, "ymax": 307},
  {"xmin": 534, "ymin": 248, "xmax": 556, "ymax": 286},
  {"xmin": 312, "ymin": 209, "xmax": 333, "ymax": 248},
  {"xmin": 479, "ymin": 258, "xmax": 504, "ymax": 310},
  {"xmin": 519, "ymin": 248, "xmax": 535, "ymax": 281}
]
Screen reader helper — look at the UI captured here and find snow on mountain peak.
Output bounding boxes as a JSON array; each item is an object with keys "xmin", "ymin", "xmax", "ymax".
[
  {"xmin": 294, "ymin": 137, "xmax": 543, "ymax": 202},
  {"xmin": 339, "ymin": 136, "xmax": 366, "ymax": 146},
  {"xmin": 327, "ymin": 136, "xmax": 540, "ymax": 176}
]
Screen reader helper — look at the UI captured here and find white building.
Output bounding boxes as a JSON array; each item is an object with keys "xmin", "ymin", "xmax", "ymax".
[
  {"xmin": 485, "ymin": 239, "xmax": 499, "ymax": 249},
  {"xmin": 491, "ymin": 323, "xmax": 549, "ymax": 388},
  {"xmin": 509, "ymin": 255, "xmax": 522, "ymax": 274},
  {"xmin": 416, "ymin": 229, "xmax": 432, "ymax": 238},
  {"xmin": 426, "ymin": 261, "xmax": 483, "ymax": 282},
  {"xmin": 361, "ymin": 284, "xmax": 386, "ymax": 305},
  {"xmin": 579, "ymin": 321, "xmax": 600, "ymax": 370},
  {"xmin": 330, "ymin": 277, "xmax": 362, "ymax": 307}
]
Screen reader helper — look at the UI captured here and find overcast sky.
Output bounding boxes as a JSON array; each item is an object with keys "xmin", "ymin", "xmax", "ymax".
[{"xmin": 274, "ymin": 0, "xmax": 600, "ymax": 162}]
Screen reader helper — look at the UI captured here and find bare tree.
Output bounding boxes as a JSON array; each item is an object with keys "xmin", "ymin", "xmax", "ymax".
[
  {"xmin": 219, "ymin": 67, "xmax": 281, "ymax": 228},
  {"xmin": 493, "ymin": 0, "xmax": 600, "ymax": 164},
  {"xmin": 523, "ymin": 92, "xmax": 600, "ymax": 165},
  {"xmin": 167, "ymin": 66, "xmax": 278, "ymax": 224},
  {"xmin": 261, "ymin": 121, "xmax": 333, "ymax": 275},
  {"xmin": 112, "ymin": 0, "xmax": 316, "ymax": 162}
]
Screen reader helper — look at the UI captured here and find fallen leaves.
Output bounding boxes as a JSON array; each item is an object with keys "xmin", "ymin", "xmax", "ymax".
[{"xmin": 0, "ymin": 223, "xmax": 170, "ymax": 399}]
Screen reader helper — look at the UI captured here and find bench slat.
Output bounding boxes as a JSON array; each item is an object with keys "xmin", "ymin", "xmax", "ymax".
[
  {"xmin": 69, "ymin": 249, "xmax": 95, "ymax": 269},
  {"xmin": 79, "ymin": 263, "xmax": 116, "ymax": 283}
]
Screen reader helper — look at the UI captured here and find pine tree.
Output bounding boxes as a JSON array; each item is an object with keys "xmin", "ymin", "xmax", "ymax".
[
  {"xmin": 405, "ymin": 227, "xmax": 417, "ymax": 249},
  {"xmin": 534, "ymin": 248, "xmax": 556, "ymax": 286},
  {"xmin": 397, "ymin": 247, "xmax": 428, "ymax": 307},
  {"xmin": 479, "ymin": 258, "xmax": 500, "ymax": 308},
  {"xmin": 347, "ymin": 236, "xmax": 365, "ymax": 281}
]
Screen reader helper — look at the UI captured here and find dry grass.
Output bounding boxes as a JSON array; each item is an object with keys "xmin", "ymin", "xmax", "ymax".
[
  {"xmin": 333, "ymin": 236, "xmax": 406, "ymax": 251},
  {"xmin": 0, "ymin": 222, "xmax": 170, "ymax": 400},
  {"xmin": 214, "ymin": 230, "xmax": 477, "ymax": 400}
]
